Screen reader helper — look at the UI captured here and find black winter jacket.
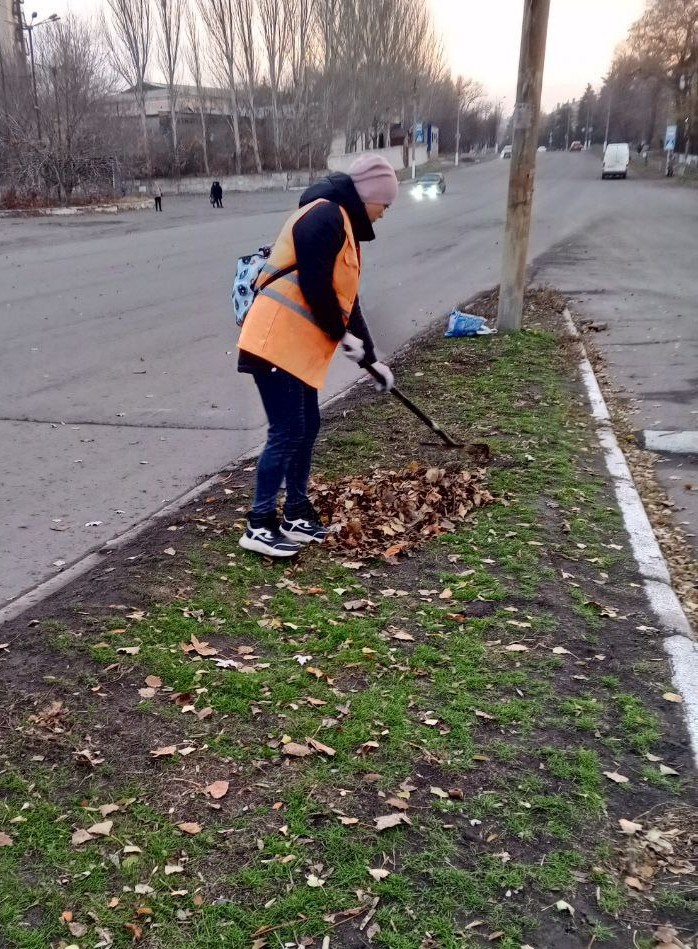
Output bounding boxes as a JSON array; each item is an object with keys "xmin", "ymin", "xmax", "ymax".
[{"xmin": 238, "ymin": 173, "xmax": 378, "ymax": 377}]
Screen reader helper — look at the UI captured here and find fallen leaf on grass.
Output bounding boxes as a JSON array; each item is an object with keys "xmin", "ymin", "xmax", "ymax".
[
  {"xmin": 604, "ymin": 770, "xmax": 630, "ymax": 784},
  {"xmin": 388, "ymin": 627, "xmax": 415, "ymax": 642},
  {"xmin": 662, "ymin": 692, "xmax": 683, "ymax": 704},
  {"xmin": 659, "ymin": 764, "xmax": 679, "ymax": 777},
  {"xmin": 71, "ymin": 828, "xmax": 94, "ymax": 846},
  {"xmin": 385, "ymin": 796, "xmax": 409, "ymax": 811},
  {"xmin": 144, "ymin": 675, "xmax": 162, "ymax": 688},
  {"xmin": 164, "ymin": 864, "xmax": 184, "ymax": 875},
  {"xmin": 438, "ymin": 588, "xmax": 453, "ymax": 600},
  {"xmin": 163, "ymin": 547, "xmax": 176, "ymax": 556},
  {"xmin": 307, "ymin": 737, "xmax": 336, "ymax": 757},
  {"xmin": 150, "ymin": 745, "xmax": 177, "ymax": 758},
  {"xmin": 374, "ymin": 813, "xmax": 412, "ymax": 831},
  {"xmin": 282, "ymin": 741, "xmax": 313, "ymax": 758},
  {"xmin": 555, "ymin": 900, "xmax": 575, "ymax": 915},
  {"xmin": 0, "ymin": 833, "xmax": 13, "ymax": 846},
  {"xmin": 338, "ymin": 816, "xmax": 359, "ymax": 825},
  {"xmin": 654, "ymin": 923, "xmax": 689, "ymax": 947},
  {"xmin": 367, "ymin": 868, "xmax": 390, "ymax": 881},
  {"xmin": 117, "ymin": 645, "xmax": 140, "ymax": 656},
  {"xmin": 624, "ymin": 875, "xmax": 646, "ymax": 891},
  {"xmin": 430, "ymin": 786, "xmax": 449, "ymax": 799},
  {"xmin": 306, "ymin": 873, "xmax": 325, "ymax": 887},
  {"xmin": 618, "ymin": 819, "xmax": 643, "ymax": 835},
  {"xmin": 205, "ymin": 781, "xmax": 229, "ymax": 799},
  {"xmin": 552, "ymin": 646, "xmax": 572, "ymax": 655},
  {"xmin": 182, "ymin": 634, "xmax": 218, "ymax": 657},
  {"xmin": 176, "ymin": 822, "xmax": 202, "ymax": 835},
  {"xmin": 87, "ymin": 820, "xmax": 113, "ymax": 837}
]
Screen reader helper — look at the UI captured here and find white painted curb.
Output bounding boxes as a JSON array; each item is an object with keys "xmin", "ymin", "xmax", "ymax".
[{"xmin": 565, "ymin": 309, "xmax": 697, "ymax": 766}]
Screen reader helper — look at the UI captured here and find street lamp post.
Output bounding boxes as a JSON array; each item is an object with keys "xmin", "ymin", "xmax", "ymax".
[
  {"xmin": 454, "ymin": 76, "xmax": 463, "ymax": 166},
  {"xmin": 20, "ymin": 6, "xmax": 60, "ymax": 141},
  {"xmin": 603, "ymin": 89, "xmax": 612, "ymax": 152},
  {"xmin": 411, "ymin": 79, "xmax": 417, "ymax": 180}
]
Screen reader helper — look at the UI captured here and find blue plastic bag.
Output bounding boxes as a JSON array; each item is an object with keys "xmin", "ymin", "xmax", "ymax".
[{"xmin": 444, "ymin": 309, "xmax": 497, "ymax": 338}]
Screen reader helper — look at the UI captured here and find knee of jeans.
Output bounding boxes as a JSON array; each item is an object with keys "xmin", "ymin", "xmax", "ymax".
[{"xmin": 267, "ymin": 425, "xmax": 304, "ymax": 452}]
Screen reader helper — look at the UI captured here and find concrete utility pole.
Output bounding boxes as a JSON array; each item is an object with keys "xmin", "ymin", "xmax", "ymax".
[{"xmin": 496, "ymin": 0, "xmax": 551, "ymax": 332}]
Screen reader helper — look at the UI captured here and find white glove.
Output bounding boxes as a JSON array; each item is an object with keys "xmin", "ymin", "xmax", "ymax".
[
  {"xmin": 340, "ymin": 331, "xmax": 365, "ymax": 363},
  {"xmin": 370, "ymin": 361, "xmax": 394, "ymax": 393}
]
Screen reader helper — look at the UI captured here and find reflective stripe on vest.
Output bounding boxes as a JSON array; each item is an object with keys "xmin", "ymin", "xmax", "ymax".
[{"xmin": 238, "ymin": 199, "xmax": 360, "ymax": 389}]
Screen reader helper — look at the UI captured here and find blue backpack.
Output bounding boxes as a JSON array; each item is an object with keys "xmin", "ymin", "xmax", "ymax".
[{"xmin": 232, "ymin": 246, "xmax": 295, "ymax": 327}]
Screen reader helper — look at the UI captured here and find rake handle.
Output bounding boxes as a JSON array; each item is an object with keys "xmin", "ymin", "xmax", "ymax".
[{"xmin": 365, "ymin": 365, "xmax": 461, "ymax": 448}]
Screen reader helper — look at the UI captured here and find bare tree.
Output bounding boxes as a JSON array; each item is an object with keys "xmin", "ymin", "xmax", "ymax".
[
  {"xmin": 1, "ymin": 15, "xmax": 115, "ymax": 204},
  {"xmin": 197, "ymin": 0, "xmax": 241, "ymax": 173},
  {"xmin": 259, "ymin": 0, "xmax": 291, "ymax": 169},
  {"xmin": 235, "ymin": 0, "xmax": 262, "ymax": 172},
  {"xmin": 284, "ymin": 0, "xmax": 313, "ymax": 168},
  {"xmin": 184, "ymin": 6, "xmax": 210, "ymax": 174},
  {"xmin": 102, "ymin": 0, "xmax": 153, "ymax": 174},
  {"xmin": 155, "ymin": 0, "xmax": 183, "ymax": 169}
]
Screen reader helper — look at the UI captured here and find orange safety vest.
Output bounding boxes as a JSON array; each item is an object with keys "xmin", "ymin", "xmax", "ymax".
[{"xmin": 237, "ymin": 198, "xmax": 360, "ymax": 389}]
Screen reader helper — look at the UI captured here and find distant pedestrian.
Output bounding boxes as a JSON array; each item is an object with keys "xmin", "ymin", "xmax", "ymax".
[
  {"xmin": 152, "ymin": 182, "xmax": 163, "ymax": 212},
  {"xmin": 210, "ymin": 180, "xmax": 223, "ymax": 208}
]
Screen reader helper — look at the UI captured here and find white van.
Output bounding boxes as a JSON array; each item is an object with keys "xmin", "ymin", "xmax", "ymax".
[
  {"xmin": 500, "ymin": 145, "xmax": 512, "ymax": 159},
  {"xmin": 602, "ymin": 143, "xmax": 630, "ymax": 179}
]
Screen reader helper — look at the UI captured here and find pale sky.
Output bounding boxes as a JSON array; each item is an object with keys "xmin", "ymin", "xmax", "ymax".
[
  {"xmin": 30, "ymin": 0, "xmax": 647, "ymax": 111},
  {"xmin": 430, "ymin": 0, "xmax": 648, "ymax": 110}
]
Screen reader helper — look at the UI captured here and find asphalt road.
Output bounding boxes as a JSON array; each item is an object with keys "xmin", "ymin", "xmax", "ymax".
[{"xmin": 1, "ymin": 151, "xmax": 696, "ymax": 606}]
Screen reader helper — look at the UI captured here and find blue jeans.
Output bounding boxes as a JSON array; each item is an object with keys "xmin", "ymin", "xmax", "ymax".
[{"xmin": 251, "ymin": 368, "xmax": 321, "ymax": 518}]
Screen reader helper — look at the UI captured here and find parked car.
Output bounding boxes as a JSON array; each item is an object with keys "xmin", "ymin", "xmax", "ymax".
[
  {"xmin": 537, "ymin": 145, "xmax": 547, "ymax": 153},
  {"xmin": 569, "ymin": 140, "xmax": 583, "ymax": 151},
  {"xmin": 602, "ymin": 142, "xmax": 630, "ymax": 179},
  {"xmin": 410, "ymin": 173, "xmax": 446, "ymax": 200},
  {"xmin": 500, "ymin": 145, "xmax": 512, "ymax": 159}
]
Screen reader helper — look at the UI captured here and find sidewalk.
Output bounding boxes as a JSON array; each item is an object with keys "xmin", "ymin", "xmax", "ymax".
[{"xmin": 0, "ymin": 290, "xmax": 696, "ymax": 949}]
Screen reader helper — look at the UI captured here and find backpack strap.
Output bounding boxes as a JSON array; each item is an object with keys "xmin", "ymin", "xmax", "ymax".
[{"xmin": 256, "ymin": 263, "xmax": 297, "ymax": 295}]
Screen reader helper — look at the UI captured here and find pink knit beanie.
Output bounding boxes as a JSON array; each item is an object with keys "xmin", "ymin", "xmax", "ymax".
[{"xmin": 348, "ymin": 154, "xmax": 399, "ymax": 206}]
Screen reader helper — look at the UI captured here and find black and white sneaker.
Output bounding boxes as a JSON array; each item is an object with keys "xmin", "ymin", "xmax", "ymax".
[
  {"xmin": 280, "ymin": 503, "xmax": 329, "ymax": 545},
  {"xmin": 239, "ymin": 513, "xmax": 300, "ymax": 558}
]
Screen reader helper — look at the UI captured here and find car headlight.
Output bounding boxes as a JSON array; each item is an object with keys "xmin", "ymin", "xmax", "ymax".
[{"xmin": 411, "ymin": 188, "xmax": 423, "ymax": 200}]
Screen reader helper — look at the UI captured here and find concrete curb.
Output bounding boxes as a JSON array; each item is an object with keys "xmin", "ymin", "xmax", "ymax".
[
  {"xmin": 0, "ymin": 377, "xmax": 365, "ymax": 628},
  {"xmin": 564, "ymin": 308, "xmax": 698, "ymax": 766}
]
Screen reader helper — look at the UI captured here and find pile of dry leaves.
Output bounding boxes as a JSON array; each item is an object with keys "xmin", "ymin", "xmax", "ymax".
[{"xmin": 311, "ymin": 463, "xmax": 493, "ymax": 561}]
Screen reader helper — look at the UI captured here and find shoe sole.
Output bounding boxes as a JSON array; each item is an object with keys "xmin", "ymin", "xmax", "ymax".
[
  {"xmin": 239, "ymin": 535, "xmax": 299, "ymax": 557},
  {"xmin": 280, "ymin": 527, "xmax": 327, "ymax": 544}
]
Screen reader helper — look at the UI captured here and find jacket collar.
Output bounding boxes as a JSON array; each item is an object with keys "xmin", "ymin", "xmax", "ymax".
[{"xmin": 298, "ymin": 173, "xmax": 376, "ymax": 242}]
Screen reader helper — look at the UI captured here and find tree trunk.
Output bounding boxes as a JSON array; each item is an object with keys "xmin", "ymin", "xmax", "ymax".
[
  {"xmin": 229, "ymin": 81, "xmax": 241, "ymax": 174},
  {"xmin": 249, "ymin": 99, "xmax": 262, "ymax": 173},
  {"xmin": 271, "ymin": 85, "xmax": 281, "ymax": 170},
  {"xmin": 198, "ymin": 107, "xmax": 210, "ymax": 175},
  {"xmin": 139, "ymin": 100, "xmax": 151, "ymax": 176},
  {"xmin": 170, "ymin": 99, "xmax": 178, "ymax": 171}
]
